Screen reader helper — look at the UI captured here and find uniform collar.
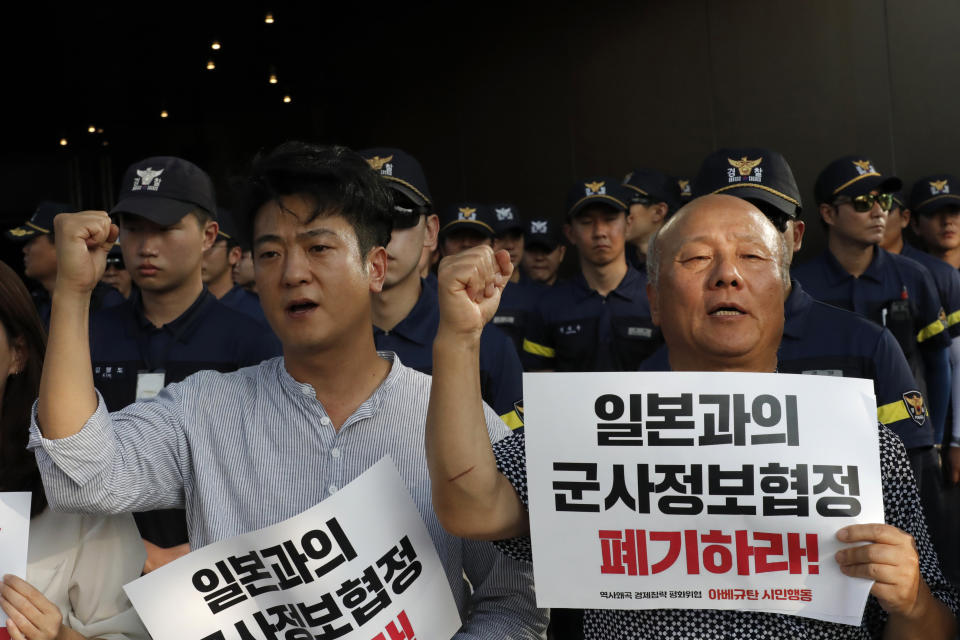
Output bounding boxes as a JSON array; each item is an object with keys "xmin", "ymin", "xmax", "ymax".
[
  {"xmin": 822, "ymin": 246, "xmax": 885, "ymax": 284},
  {"xmin": 572, "ymin": 265, "xmax": 643, "ymax": 302},
  {"xmin": 127, "ymin": 287, "xmax": 215, "ymax": 340},
  {"xmin": 373, "ymin": 280, "xmax": 439, "ymax": 346}
]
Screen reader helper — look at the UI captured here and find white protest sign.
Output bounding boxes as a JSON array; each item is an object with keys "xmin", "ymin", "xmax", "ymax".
[
  {"xmin": 524, "ymin": 372, "xmax": 883, "ymax": 626},
  {"xmin": 125, "ymin": 457, "xmax": 461, "ymax": 640},
  {"xmin": 0, "ymin": 492, "xmax": 32, "ymax": 629}
]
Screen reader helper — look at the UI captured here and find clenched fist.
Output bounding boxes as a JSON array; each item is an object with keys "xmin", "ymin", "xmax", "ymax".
[
  {"xmin": 436, "ymin": 246, "xmax": 513, "ymax": 341},
  {"xmin": 52, "ymin": 211, "xmax": 118, "ymax": 296}
]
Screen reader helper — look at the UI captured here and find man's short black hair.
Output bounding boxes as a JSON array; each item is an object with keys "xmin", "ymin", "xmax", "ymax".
[{"xmin": 238, "ymin": 142, "xmax": 393, "ymax": 257}]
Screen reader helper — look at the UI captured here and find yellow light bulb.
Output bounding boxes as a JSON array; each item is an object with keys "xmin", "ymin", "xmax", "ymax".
[
  {"xmin": 206, "ymin": 60, "xmax": 216, "ymax": 70},
  {"xmin": 265, "ymin": 12, "xmax": 274, "ymax": 23},
  {"xmin": 160, "ymin": 110, "xmax": 169, "ymax": 118},
  {"xmin": 87, "ymin": 125, "xmax": 96, "ymax": 133},
  {"xmin": 59, "ymin": 138, "xmax": 68, "ymax": 146},
  {"xmin": 269, "ymin": 73, "xmax": 278, "ymax": 84},
  {"xmin": 211, "ymin": 40, "xmax": 221, "ymax": 50},
  {"xmin": 283, "ymin": 95, "xmax": 291, "ymax": 103}
]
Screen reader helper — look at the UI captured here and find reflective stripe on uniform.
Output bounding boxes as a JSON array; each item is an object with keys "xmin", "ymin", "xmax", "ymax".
[
  {"xmin": 946, "ymin": 309, "xmax": 960, "ymax": 329},
  {"xmin": 501, "ymin": 411, "xmax": 524, "ymax": 430},
  {"xmin": 917, "ymin": 318, "xmax": 946, "ymax": 343},
  {"xmin": 877, "ymin": 399, "xmax": 909, "ymax": 425},
  {"xmin": 522, "ymin": 338, "xmax": 555, "ymax": 358}
]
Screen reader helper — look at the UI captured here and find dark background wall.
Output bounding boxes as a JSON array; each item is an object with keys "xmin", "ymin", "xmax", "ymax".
[{"xmin": 3, "ymin": 0, "xmax": 959, "ymax": 274}]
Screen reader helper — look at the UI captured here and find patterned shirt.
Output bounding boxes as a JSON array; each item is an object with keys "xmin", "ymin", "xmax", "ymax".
[
  {"xmin": 491, "ymin": 426, "xmax": 959, "ymax": 639},
  {"xmin": 29, "ymin": 353, "xmax": 547, "ymax": 638}
]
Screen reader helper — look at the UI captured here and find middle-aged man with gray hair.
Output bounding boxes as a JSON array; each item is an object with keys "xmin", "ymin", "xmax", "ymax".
[{"xmin": 424, "ymin": 193, "xmax": 959, "ymax": 638}]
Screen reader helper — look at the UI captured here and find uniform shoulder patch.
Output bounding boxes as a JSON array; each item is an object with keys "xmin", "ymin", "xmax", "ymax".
[{"xmin": 902, "ymin": 390, "xmax": 927, "ymax": 426}]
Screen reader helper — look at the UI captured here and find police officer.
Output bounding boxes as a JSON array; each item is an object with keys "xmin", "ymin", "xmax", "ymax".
[
  {"xmin": 520, "ymin": 217, "xmax": 565, "ymax": 286},
  {"xmin": 522, "ymin": 177, "xmax": 661, "ymax": 371},
  {"xmin": 361, "ymin": 149, "xmax": 525, "ymax": 430},
  {"xmin": 489, "ymin": 203, "xmax": 545, "ymax": 354},
  {"xmin": 201, "ymin": 207, "xmax": 270, "ymax": 328},
  {"xmin": 6, "ymin": 201, "xmax": 123, "ymax": 326},
  {"xmin": 793, "ymin": 157, "xmax": 950, "ymax": 440},
  {"xmin": 621, "ymin": 168, "xmax": 680, "ymax": 271},
  {"xmin": 910, "ymin": 174, "xmax": 960, "ymax": 269},
  {"xmin": 92, "ymin": 156, "xmax": 281, "ymax": 571}
]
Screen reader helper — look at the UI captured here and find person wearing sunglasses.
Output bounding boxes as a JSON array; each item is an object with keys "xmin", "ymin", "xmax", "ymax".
[
  {"xmin": 793, "ymin": 156, "xmax": 951, "ymax": 552},
  {"xmin": 621, "ymin": 168, "xmax": 680, "ymax": 272},
  {"xmin": 100, "ymin": 243, "xmax": 133, "ymax": 299},
  {"xmin": 361, "ymin": 148, "xmax": 526, "ymax": 434}
]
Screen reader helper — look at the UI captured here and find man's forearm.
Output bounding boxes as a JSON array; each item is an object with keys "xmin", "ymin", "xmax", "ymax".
[
  {"xmin": 37, "ymin": 288, "xmax": 98, "ymax": 439},
  {"xmin": 427, "ymin": 332, "xmax": 527, "ymax": 539}
]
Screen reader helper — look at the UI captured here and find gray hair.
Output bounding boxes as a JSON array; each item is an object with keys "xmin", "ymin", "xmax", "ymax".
[{"xmin": 646, "ymin": 214, "xmax": 791, "ymax": 290}]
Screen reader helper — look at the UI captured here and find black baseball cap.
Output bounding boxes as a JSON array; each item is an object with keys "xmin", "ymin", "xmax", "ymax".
[
  {"xmin": 491, "ymin": 203, "xmax": 523, "ymax": 235},
  {"xmin": 565, "ymin": 177, "xmax": 630, "ymax": 219},
  {"xmin": 111, "ymin": 156, "xmax": 218, "ymax": 225},
  {"xmin": 438, "ymin": 202, "xmax": 495, "ymax": 238},
  {"xmin": 622, "ymin": 169, "xmax": 681, "ymax": 212},
  {"xmin": 6, "ymin": 201, "xmax": 73, "ymax": 240},
  {"xmin": 891, "ymin": 192, "xmax": 906, "ymax": 211},
  {"xmin": 814, "ymin": 156, "xmax": 901, "ymax": 205},
  {"xmin": 525, "ymin": 217, "xmax": 562, "ymax": 251},
  {"xmin": 216, "ymin": 207, "xmax": 241, "ymax": 246},
  {"xmin": 358, "ymin": 147, "xmax": 433, "ymax": 211},
  {"xmin": 909, "ymin": 174, "xmax": 960, "ymax": 217},
  {"xmin": 694, "ymin": 147, "xmax": 802, "ymax": 219}
]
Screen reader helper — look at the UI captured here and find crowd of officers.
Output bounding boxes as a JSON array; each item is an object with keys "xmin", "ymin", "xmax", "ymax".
[{"xmin": 7, "ymin": 144, "xmax": 960, "ymax": 638}]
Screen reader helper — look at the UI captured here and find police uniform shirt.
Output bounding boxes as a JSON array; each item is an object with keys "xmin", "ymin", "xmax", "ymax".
[
  {"xmin": 522, "ymin": 265, "xmax": 662, "ymax": 372},
  {"xmin": 492, "ymin": 274, "xmax": 547, "ymax": 355},
  {"xmin": 902, "ymin": 243, "xmax": 960, "ymax": 338},
  {"xmin": 220, "ymin": 284, "xmax": 272, "ymax": 329},
  {"xmin": 792, "ymin": 248, "xmax": 949, "ymax": 360},
  {"xmin": 640, "ymin": 280, "xmax": 932, "ymax": 448},
  {"xmin": 372, "ymin": 281, "xmax": 525, "ymax": 430},
  {"xmin": 33, "ymin": 282, "xmax": 125, "ymax": 329}
]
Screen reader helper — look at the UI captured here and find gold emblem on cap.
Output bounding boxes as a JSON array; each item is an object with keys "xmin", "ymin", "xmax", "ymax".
[
  {"xmin": 585, "ymin": 180, "xmax": 605, "ymax": 192},
  {"xmin": 930, "ymin": 179, "xmax": 949, "ymax": 192},
  {"xmin": 459, "ymin": 206, "xmax": 477, "ymax": 216},
  {"xmin": 678, "ymin": 179, "xmax": 690, "ymax": 191},
  {"xmin": 728, "ymin": 157, "xmax": 762, "ymax": 177},
  {"xmin": 852, "ymin": 160, "xmax": 873, "ymax": 172},
  {"xmin": 8, "ymin": 228, "xmax": 29, "ymax": 237},
  {"xmin": 365, "ymin": 155, "xmax": 393, "ymax": 171}
]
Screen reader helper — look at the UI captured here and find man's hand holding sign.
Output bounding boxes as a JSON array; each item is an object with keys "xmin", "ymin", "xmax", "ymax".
[{"xmin": 426, "ymin": 194, "xmax": 958, "ymax": 637}]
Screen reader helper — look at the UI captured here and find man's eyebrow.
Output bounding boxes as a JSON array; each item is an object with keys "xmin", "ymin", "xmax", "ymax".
[
  {"xmin": 253, "ymin": 228, "xmax": 339, "ymax": 247},
  {"xmin": 678, "ymin": 233, "xmax": 771, "ymax": 246},
  {"xmin": 253, "ymin": 234, "xmax": 282, "ymax": 248}
]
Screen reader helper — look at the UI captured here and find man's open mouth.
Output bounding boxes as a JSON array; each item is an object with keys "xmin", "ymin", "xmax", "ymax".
[{"xmin": 708, "ymin": 305, "xmax": 746, "ymax": 317}]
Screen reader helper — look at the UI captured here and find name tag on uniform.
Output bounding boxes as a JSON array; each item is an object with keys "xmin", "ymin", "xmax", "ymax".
[
  {"xmin": 494, "ymin": 315, "xmax": 516, "ymax": 325},
  {"xmin": 627, "ymin": 327, "xmax": 653, "ymax": 338},
  {"xmin": 801, "ymin": 369, "xmax": 843, "ymax": 377},
  {"xmin": 136, "ymin": 372, "xmax": 166, "ymax": 401}
]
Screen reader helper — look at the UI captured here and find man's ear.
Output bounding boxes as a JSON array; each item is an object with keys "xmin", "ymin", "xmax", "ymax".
[
  {"xmin": 563, "ymin": 223, "xmax": 575, "ymax": 245},
  {"xmin": 647, "ymin": 282, "xmax": 660, "ymax": 326},
  {"xmin": 900, "ymin": 208, "xmax": 912, "ymax": 229},
  {"xmin": 651, "ymin": 202, "xmax": 669, "ymax": 224},
  {"xmin": 819, "ymin": 203, "xmax": 836, "ymax": 227},
  {"xmin": 367, "ymin": 246, "xmax": 388, "ymax": 293},
  {"xmin": 424, "ymin": 214, "xmax": 440, "ymax": 250},
  {"xmin": 228, "ymin": 245, "xmax": 243, "ymax": 267},
  {"xmin": 791, "ymin": 220, "xmax": 806, "ymax": 254},
  {"xmin": 202, "ymin": 221, "xmax": 219, "ymax": 251},
  {"xmin": 556, "ymin": 245, "xmax": 567, "ymax": 261}
]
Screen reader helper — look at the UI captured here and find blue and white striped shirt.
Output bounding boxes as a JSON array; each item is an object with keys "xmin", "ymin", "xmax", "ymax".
[{"xmin": 29, "ymin": 353, "xmax": 547, "ymax": 638}]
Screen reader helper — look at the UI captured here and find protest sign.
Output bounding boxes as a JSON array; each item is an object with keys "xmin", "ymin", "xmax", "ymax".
[
  {"xmin": 125, "ymin": 457, "xmax": 461, "ymax": 640},
  {"xmin": 0, "ymin": 492, "xmax": 32, "ymax": 631},
  {"xmin": 524, "ymin": 371, "xmax": 883, "ymax": 626}
]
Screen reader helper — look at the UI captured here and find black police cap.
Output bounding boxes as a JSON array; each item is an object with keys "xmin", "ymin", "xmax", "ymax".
[
  {"xmin": 359, "ymin": 147, "xmax": 433, "ymax": 212},
  {"xmin": 814, "ymin": 156, "xmax": 901, "ymax": 205},
  {"xmin": 6, "ymin": 201, "xmax": 74, "ymax": 240},
  {"xmin": 490, "ymin": 203, "xmax": 523, "ymax": 235},
  {"xmin": 694, "ymin": 147, "xmax": 802, "ymax": 219},
  {"xmin": 622, "ymin": 168, "xmax": 681, "ymax": 212},
  {"xmin": 565, "ymin": 177, "xmax": 630, "ymax": 219},
  {"xmin": 438, "ymin": 202, "xmax": 495, "ymax": 238},
  {"xmin": 909, "ymin": 174, "xmax": 960, "ymax": 217},
  {"xmin": 111, "ymin": 156, "xmax": 218, "ymax": 225}
]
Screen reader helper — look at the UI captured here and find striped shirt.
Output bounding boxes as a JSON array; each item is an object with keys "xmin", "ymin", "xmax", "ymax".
[{"xmin": 29, "ymin": 353, "xmax": 547, "ymax": 638}]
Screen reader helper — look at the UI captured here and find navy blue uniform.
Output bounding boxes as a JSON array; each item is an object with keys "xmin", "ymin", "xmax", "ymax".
[
  {"xmin": 90, "ymin": 288, "xmax": 282, "ymax": 547},
  {"xmin": 492, "ymin": 274, "xmax": 546, "ymax": 356},
  {"xmin": 902, "ymin": 243, "xmax": 960, "ymax": 339},
  {"xmin": 641, "ymin": 280, "xmax": 931, "ymax": 447},
  {"xmin": 373, "ymin": 281, "xmax": 524, "ymax": 430},
  {"xmin": 522, "ymin": 266, "xmax": 662, "ymax": 371},
  {"xmin": 220, "ymin": 284, "xmax": 272, "ymax": 329},
  {"xmin": 33, "ymin": 282, "xmax": 124, "ymax": 329}
]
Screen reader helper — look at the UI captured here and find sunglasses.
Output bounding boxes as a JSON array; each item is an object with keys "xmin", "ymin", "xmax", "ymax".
[
  {"xmin": 391, "ymin": 211, "xmax": 424, "ymax": 230},
  {"xmin": 105, "ymin": 255, "xmax": 125, "ymax": 269},
  {"xmin": 833, "ymin": 192, "xmax": 894, "ymax": 213}
]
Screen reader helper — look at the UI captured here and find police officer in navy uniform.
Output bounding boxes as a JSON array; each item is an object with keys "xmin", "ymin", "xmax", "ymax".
[
  {"xmin": 642, "ymin": 149, "xmax": 937, "ymax": 478},
  {"xmin": 362, "ymin": 148, "xmax": 525, "ymax": 431},
  {"xmin": 522, "ymin": 177, "xmax": 661, "ymax": 372},
  {"xmin": 92, "ymin": 156, "xmax": 281, "ymax": 571},
  {"xmin": 520, "ymin": 217, "xmax": 565, "ymax": 286},
  {"xmin": 490, "ymin": 203, "xmax": 545, "ymax": 354},
  {"xmin": 202, "ymin": 206, "xmax": 272, "ymax": 328},
  {"xmin": 621, "ymin": 168, "xmax": 680, "ymax": 271},
  {"xmin": 6, "ymin": 202, "xmax": 124, "ymax": 326}
]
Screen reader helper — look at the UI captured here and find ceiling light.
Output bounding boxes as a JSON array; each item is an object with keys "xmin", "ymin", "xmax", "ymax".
[
  {"xmin": 265, "ymin": 12, "xmax": 274, "ymax": 23},
  {"xmin": 283, "ymin": 94, "xmax": 291, "ymax": 103},
  {"xmin": 160, "ymin": 110, "xmax": 169, "ymax": 118},
  {"xmin": 59, "ymin": 138, "xmax": 68, "ymax": 146},
  {"xmin": 87, "ymin": 125, "xmax": 96, "ymax": 133},
  {"xmin": 206, "ymin": 59, "xmax": 216, "ymax": 70},
  {"xmin": 211, "ymin": 40, "xmax": 221, "ymax": 50}
]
